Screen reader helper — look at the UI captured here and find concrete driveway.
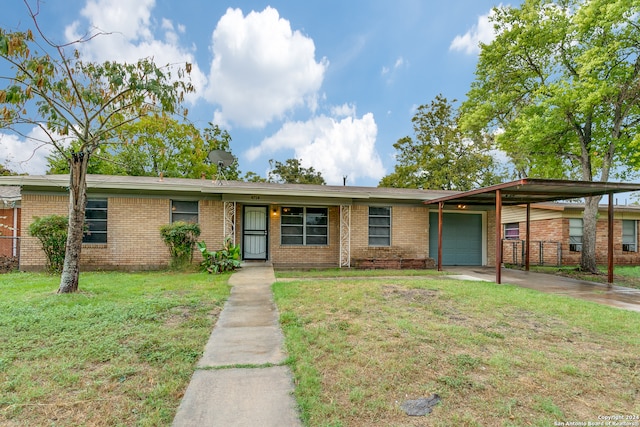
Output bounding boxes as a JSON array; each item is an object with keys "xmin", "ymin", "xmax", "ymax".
[{"xmin": 445, "ymin": 266, "xmax": 640, "ymax": 313}]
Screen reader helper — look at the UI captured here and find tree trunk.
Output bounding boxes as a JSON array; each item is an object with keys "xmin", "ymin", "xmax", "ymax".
[
  {"xmin": 58, "ymin": 153, "xmax": 89, "ymax": 293},
  {"xmin": 580, "ymin": 195, "xmax": 601, "ymax": 273}
]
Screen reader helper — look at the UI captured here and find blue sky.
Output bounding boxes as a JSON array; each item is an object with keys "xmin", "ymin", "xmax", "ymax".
[{"xmin": 1, "ymin": 0, "xmax": 509, "ymax": 186}]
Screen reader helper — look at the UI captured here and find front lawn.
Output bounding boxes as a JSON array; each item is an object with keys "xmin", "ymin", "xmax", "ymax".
[
  {"xmin": 0, "ymin": 271, "xmax": 229, "ymax": 426},
  {"xmin": 274, "ymin": 273, "xmax": 640, "ymax": 426}
]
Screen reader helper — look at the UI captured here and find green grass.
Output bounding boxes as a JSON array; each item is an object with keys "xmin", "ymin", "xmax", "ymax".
[
  {"xmin": 0, "ymin": 271, "xmax": 230, "ymax": 426},
  {"xmin": 274, "ymin": 274, "xmax": 640, "ymax": 426}
]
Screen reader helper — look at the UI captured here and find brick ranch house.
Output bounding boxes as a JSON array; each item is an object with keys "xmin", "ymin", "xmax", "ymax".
[
  {"xmin": 1, "ymin": 174, "xmax": 638, "ymax": 272},
  {"xmin": 0, "ymin": 174, "xmax": 501, "ymax": 271},
  {"xmin": 501, "ymin": 202, "xmax": 640, "ymax": 267}
]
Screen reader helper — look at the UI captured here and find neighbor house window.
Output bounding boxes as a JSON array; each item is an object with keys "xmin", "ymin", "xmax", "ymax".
[
  {"xmin": 171, "ymin": 200, "xmax": 199, "ymax": 223},
  {"xmin": 83, "ymin": 199, "xmax": 108, "ymax": 244},
  {"xmin": 281, "ymin": 207, "xmax": 328, "ymax": 245},
  {"xmin": 369, "ymin": 206, "xmax": 391, "ymax": 246},
  {"xmin": 569, "ymin": 218, "xmax": 583, "ymax": 252},
  {"xmin": 504, "ymin": 223, "xmax": 520, "ymax": 240},
  {"xmin": 622, "ymin": 220, "xmax": 637, "ymax": 252}
]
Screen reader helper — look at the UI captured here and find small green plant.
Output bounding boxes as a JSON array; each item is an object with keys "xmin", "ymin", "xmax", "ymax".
[
  {"xmin": 198, "ymin": 238, "xmax": 241, "ymax": 274},
  {"xmin": 28, "ymin": 215, "xmax": 68, "ymax": 273},
  {"xmin": 159, "ymin": 221, "xmax": 201, "ymax": 269}
]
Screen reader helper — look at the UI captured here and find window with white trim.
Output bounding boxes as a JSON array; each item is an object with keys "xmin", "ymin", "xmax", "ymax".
[
  {"xmin": 281, "ymin": 207, "xmax": 328, "ymax": 245},
  {"xmin": 569, "ymin": 218, "xmax": 583, "ymax": 252},
  {"xmin": 369, "ymin": 206, "xmax": 391, "ymax": 246},
  {"xmin": 171, "ymin": 200, "xmax": 199, "ymax": 223},
  {"xmin": 83, "ymin": 199, "xmax": 108, "ymax": 244},
  {"xmin": 622, "ymin": 220, "xmax": 637, "ymax": 252},
  {"xmin": 504, "ymin": 222, "xmax": 520, "ymax": 240}
]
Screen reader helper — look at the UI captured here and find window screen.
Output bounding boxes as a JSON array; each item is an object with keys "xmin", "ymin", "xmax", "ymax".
[
  {"xmin": 83, "ymin": 199, "xmax": 108, "ymax": 244},
  {"xmin": 281, "ymin": 207, "xmax": 328, "ymax": 245},
  {"xmin": 172, "ymin": 200, "xmax": 199, "ymax": 223},
  {"xmin": 369, "ymin": 206, "xmax": 391, "ymax": 246}
]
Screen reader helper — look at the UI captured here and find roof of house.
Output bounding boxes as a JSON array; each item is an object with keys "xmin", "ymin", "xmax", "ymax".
[
  {"xmin": 0, "ymin": 174, "xmax": 457, "ymax": 205},
  {"xmin": 424, "ymin": 178, "xmax": 640, "ymax": 207},
  {"xmin": 0, "ymin": 185, "xmax": 21, "ymax": 202}
]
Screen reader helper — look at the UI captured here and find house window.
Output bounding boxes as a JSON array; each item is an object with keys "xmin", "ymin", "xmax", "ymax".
[
  {"xmin": 569, "ymin": 218, "xmax": 583, "ymax": 252},
  {"xmin": 622, "ymin": 220, "xmax": 637, "ymax": 252},
  {"xmin": 281, "ymin": 207, "xmax": 328, "ymax": 245},
  {"xmin": 83, "ymin": 199, "xmax": 107, "ymax": 244},
  {"xmin": 171, "ymin": 200, "xmax": 199, "ymax": 223},
  {"xmin": 504, "ymin": 223, "xmax": 520, "ymax": 240},
  {"xmin": 369, "ymin": 206, "xmax": 391, "ymax": 246}
]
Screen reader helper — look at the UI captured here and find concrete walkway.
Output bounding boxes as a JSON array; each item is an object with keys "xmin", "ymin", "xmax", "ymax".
[
  {"xmin": 172, "ymin": 263, "xmax": 302, "ymax": 427},
  {"xmin": 446, "ymin": 266, "xmax": 640, "ymax": 313}
]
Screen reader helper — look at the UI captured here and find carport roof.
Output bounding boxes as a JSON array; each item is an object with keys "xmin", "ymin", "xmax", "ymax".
[{"xmin": 423, "ymin": 178, "xmax": 640, "ymax": 206}]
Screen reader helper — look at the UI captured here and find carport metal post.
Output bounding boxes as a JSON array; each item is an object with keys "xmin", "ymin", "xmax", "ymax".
[
  {"xmin": 495, "ymin": 189, "xmax": 502, "ymax": 284},
  {"xmin": 608, "ymin": 194, "xmax": 614, "ymax": 285},
  {"xmin": 525, "ymin": 203, "xmax": 531, "ymax": 271},
  {"xmin": 438, "ymin": 201, "xmax": 443, "ymax": 272}
]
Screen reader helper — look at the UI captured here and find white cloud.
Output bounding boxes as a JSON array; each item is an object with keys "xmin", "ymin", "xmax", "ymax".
[
  {"xmin": 450, "ymin": 8, "xmax": 498, "ymax": 55},
  {"xmin": 65, "ymin": 0, "xmax": 207, "ymax": 100},
  {"xmin": 246, "ymin": 111, "xmax": 384, "ymax": 185},
  {"xmin": 381, "ymin": 56, "xmax": 407, "ymax": 83},
  {"xmin": 330, "ymin": 103, "xmax": 356, "ymax": 118},
  {"xmin": 0, "ymin": 127, "xmax": 59, "ymax": 175},
  {"xmin": 205, "ymin": 7, "xmax": 328, "ymax": 128}
]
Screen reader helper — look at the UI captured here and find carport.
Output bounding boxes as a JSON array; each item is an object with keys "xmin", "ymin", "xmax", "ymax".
[{"xmin": 424, "ymin": 178, "xmax": 640, "ymax": 285}]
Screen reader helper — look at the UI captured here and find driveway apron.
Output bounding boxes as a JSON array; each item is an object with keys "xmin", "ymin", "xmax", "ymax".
[
  {"xmin": 172, "ymin": 263, "xmax": 302, "ymax": 427},
  {"xmin": 445, "ymin": 266, "xmax": 640, "ymax": 313}
]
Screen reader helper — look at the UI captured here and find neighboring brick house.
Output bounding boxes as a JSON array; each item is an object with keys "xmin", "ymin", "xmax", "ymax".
[
  {"xmin": 501, "ymin": 203, "xmax": 640, "ymax": 266},
  {"xmin": 0, "ymin": 186, "xmax": 21, "ymax": 258},
  {"xmin": 0, "ymin": 174, "xmax": 498, "ymax": 271}
]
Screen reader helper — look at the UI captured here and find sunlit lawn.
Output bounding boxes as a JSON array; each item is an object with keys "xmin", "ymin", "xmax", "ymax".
[
  {"xmin": 274, "ymin": 271, "xmax": 640, "ymax": 426},
  {"xmin": 0, "ymin": 271, "xmax": 229, "ymax": 426}
]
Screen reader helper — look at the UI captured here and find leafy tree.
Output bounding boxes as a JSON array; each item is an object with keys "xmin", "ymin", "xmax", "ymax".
[
  {"xmin": 460, "ymin": 0, "xmax": 640, "ymax": 273},
  {"xmin": 47, "ymin": 120, "xmax": 238, "ymax": 180},
  {"xmin": 380, "ymin": 95, "xmax": 503, "ymax": 190},
  {"xmin": 0, "ymin": 3, "xmax": 194, "ymax": 292},
  {"xmin": 243, "ymin": 171, "xmax": 267, "ymax": 182},
  {"xmin": 202, "ymin": 123, "xmax": 241, "ymax": 180},
  {"xmin": 0, "ymin": 164, "xmax": 19, "ymax": 176},
  {"xmin": 267, "ymin": 158, "xmax": 326, "ymax": 185}
]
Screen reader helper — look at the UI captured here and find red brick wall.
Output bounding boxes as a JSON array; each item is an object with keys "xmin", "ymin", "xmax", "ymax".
[
  {"xmin": 503, "ymin": 218, "xmax": 640, "ymax": 266},
  {"xmin": 0, "ymin": 207, "xmax": 20, "ymax": 257}
]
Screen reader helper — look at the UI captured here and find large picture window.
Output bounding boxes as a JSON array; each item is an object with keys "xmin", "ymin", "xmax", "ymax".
[
  {"xmin": 83, "ymin": 199, "xmax": 108, "ymax": 244},
  {"xmin": 569, "ymin": 218, "xmax": 583, "ymax": 252},
  {"xmin": 369, "ymin": 206, "xmax": 391, "ymax": 246},
  {"xmin": 171, "ymin": 200, "xmax": 199, "ymax": 223},
  {"xmin": 623, "ymin": 220, "xmax": 637, "ymax": 252},
  {"xmin": 281, "ymin": 207, "xmax": 328, "ymax": 245}
]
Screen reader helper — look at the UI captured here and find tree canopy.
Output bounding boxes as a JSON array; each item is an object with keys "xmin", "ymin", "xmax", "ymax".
[
  {"xmin": 46, "ymin": 120, "xmax": 239, "ymax": 180},
  {"xmin": 380, "ymin": 95, "xmax": 503, "ymax": 190},
  {"xmin": 267, "ymin": 158, "xmax": 326, "ymax": 185},
  {"xmin": 0, "ymin": 2, "xmax": 194, "ymax": 292},
  {"xmin": 460, "ymin": 0, "xmax": 640, "ymax": 272}
]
